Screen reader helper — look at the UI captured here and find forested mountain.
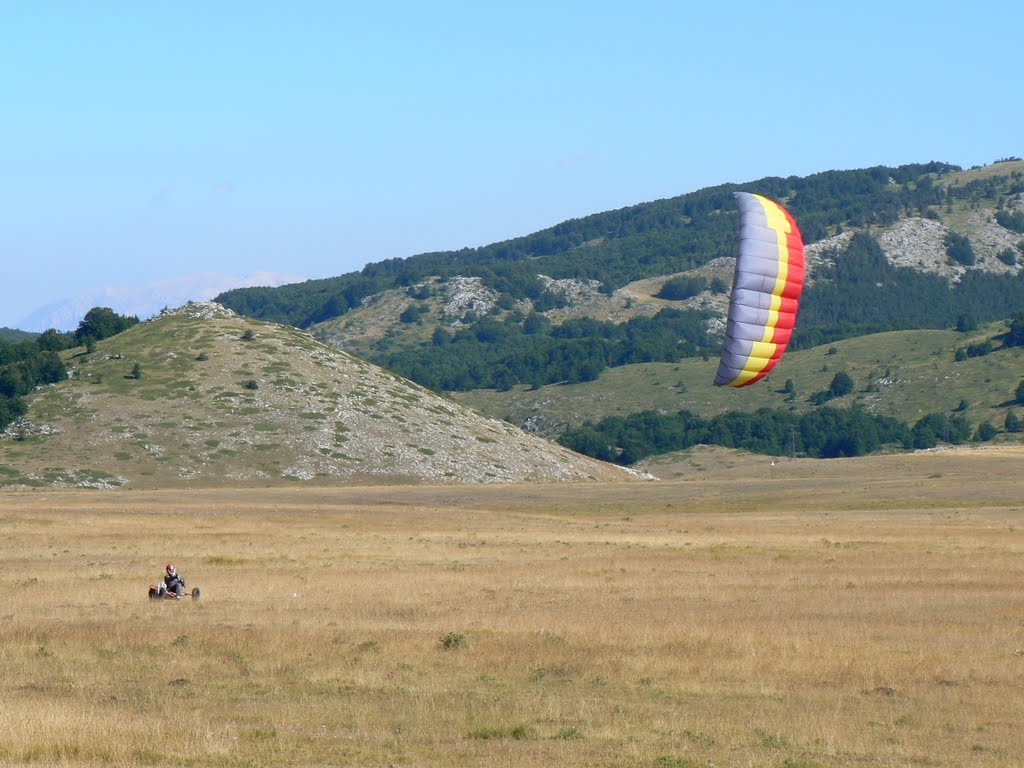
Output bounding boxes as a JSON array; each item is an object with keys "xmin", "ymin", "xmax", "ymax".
[
  {"xmin": 217, "ymin": 160, "xmax": 1024, "ymax": 394},
  {"xmin": 217, "ymin": 161, "xmax": 968, "ymax": 327}
]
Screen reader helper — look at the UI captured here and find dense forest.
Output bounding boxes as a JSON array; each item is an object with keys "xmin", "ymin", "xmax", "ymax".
[
  {"xmin": 381, "ymin": 308, "xmax": 711, "ymax": 391},
  {"xmin": 558, "ymin": 406, "xmax": 978, "ymax": 464},
  {"xmin": 792, "ymin": 233, "xmax": 1024, "ymax": 348}
]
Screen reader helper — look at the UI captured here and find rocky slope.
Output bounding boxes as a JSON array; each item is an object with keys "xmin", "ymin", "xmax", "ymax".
[
  {"xmin": 0, "ymin": 303, "xmax": 640, "ymax": 488},
  {"xmin": 309, "ymin": 171, "xmax": 1024, "ymax": 360}
]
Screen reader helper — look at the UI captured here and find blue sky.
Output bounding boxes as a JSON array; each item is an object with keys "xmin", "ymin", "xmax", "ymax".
[{"xmin": 2, "ymin": 1, "xmax": 1021, "ymax": 328}]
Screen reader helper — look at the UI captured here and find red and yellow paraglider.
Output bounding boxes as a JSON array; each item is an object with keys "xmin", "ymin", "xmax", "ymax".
[{"xmin": 714, "ymin": 192, "xmax": 805, "ymax": 387}]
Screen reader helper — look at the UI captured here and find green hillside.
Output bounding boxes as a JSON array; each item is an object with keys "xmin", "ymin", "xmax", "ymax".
[
  {"xmin": 218, "ymin": 160, "xmax": 1023, "ymax": 327},
  {"xmin": 453, "ymin": 321, "xmax": 1024, "ymax": 443},
  {"xmin": 219, "ymin": 160, "xmax": 1024, "ymax": 394},
  {"xmin": 209, "ymin": 159, "xmax": 1024, "ymax": 463}
]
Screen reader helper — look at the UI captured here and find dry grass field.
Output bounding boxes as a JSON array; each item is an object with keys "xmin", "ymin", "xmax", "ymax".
[{"xmin": 2, "ymin": 446, "xmax": 1023, "ymax": 767}]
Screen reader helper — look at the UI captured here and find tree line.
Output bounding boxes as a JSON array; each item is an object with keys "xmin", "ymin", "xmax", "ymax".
[
  {"xmin": 558, "ymin": 405, "xmax": 983, "ymax": 465},
  {"xmin": 380, "ymin": 308, "xmax": 711, "ymax": 391},
  {"xmin": 0, "ymin": 308, "xmax": 139, "ymax": 434}
]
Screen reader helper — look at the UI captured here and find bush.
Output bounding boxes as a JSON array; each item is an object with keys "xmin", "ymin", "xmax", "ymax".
[
  {"xmin": 945, "ymin": 231, "xmax": 975, "ymax": 266},
  {"xmin": 440, "ymin": 631, "xmax": 466, "ymax": 651},
  {"xmin": 406, "ymin": 284, "xmax": 432, "ymax": 300},
  {"xmin": 956, "ymin": 313, "xmax": 977, "ymax": 332},
  {"xmin": 828, "ymin": 371, "xmax": 854, "ymax": 398},
  {"xmin": 974, "ymin": 422, "xmax": 998, "ymax": 442},
  {"xmin": 657, "ymin": 276, "xmax": 707, "ymax": 300},
  {"xmin": 1005, "ymin": 411, "xmax": 1022, "ymax": 433},
  {"xmin": 242, "ymin": 379, "xmax": 259, "ymax": 390},
  {"xmin": 995, "ymin": 208, "xmax": 1024, "ymax": 234},
  {"xmin": 399, "ymin": 305, "xmax": 428, "ymax": 324},
  {"xmin": 965, "ymin": 340, "xmax": 993, "ymax": 358}
]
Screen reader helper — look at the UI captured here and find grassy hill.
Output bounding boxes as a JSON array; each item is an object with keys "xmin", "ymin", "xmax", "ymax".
[
  {"xmin": 0, "ymin": 303, "xmax": 636, "ymax": 488},
  {"xmin": 452, "ymin": 321, "xmax": 1024, "ymax": 439}
]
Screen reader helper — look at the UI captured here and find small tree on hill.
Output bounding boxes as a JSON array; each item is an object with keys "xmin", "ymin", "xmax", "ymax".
[
  {"xmin": 828, "ymin": 371, "xmax": 854, "ymax": 398},
  {"xmin": 955, "ymin": 314, "xmax": 977, "ymax": 333},
  {"xmin": 1004, "ymin": 313, "xmax": 1024, "ymax": 348},
  {"xmin": 945, "ymin": 231, "xmax": 975, "ymax": 266},
  {"xmin": 1004, "ymin": 410, "xmax": 1022, "ymax": 433},
  {"xmin": 75, "ymin": 307, "xmax": 139, "ymax": 343},
  {"xmin": 974, "ymin": 422, "xmax": 998, "ymax": 442}
]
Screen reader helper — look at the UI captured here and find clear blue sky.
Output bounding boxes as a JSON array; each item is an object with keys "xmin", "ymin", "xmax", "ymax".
[{"xmin": 2, "ymin": 1, "xmax": 1021, "ymax": 328}]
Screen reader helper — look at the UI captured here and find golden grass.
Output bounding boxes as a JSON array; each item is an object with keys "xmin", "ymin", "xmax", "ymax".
[{"xmin": 2, "ymin": 447, "xmax": 1023, "ymax": 766}]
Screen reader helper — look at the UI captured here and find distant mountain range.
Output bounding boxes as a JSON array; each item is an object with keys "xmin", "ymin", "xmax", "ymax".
[{"xmin": 16, "ymin": 271, "xmax": 305, "ymax": 332}]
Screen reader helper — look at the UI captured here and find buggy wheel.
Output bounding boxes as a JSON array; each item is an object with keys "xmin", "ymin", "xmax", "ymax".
[{"xmin": 191, "ymin": 587, "xmax": 201, "ymax": 600}]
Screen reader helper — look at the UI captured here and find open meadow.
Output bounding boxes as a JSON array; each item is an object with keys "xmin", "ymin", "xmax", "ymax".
[{"xmin": 2, "ymin": 446, "xmax": 1023, "ymax": 767}]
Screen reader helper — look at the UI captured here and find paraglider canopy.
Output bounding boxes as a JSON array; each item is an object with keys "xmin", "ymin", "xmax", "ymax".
[{"xmin": 714, "ymin": 192, "xmax": 805, "ymax": 387}]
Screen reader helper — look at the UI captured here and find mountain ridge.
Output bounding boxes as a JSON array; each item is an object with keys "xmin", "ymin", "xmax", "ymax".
[
  {"xmin": 215, "ymin": 160, "xmax": 1023, "ymax": 330},
  {"xmin": 214, "ymin": 160, "xmax": 1024, "ymax": 389}
]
